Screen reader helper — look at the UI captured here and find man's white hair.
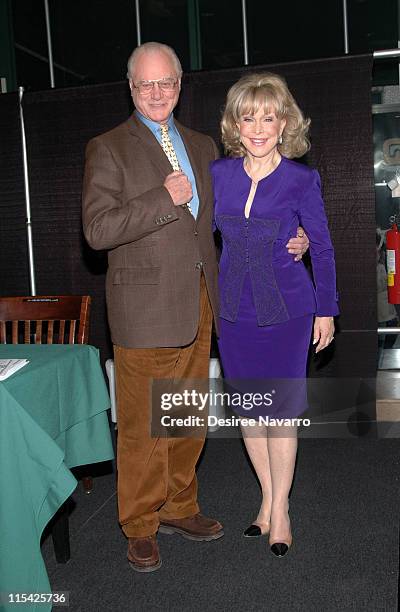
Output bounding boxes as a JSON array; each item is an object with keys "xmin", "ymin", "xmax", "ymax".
[{"xmin": 127, "ymin": 42, "xmax": 183, "ymax": 80}]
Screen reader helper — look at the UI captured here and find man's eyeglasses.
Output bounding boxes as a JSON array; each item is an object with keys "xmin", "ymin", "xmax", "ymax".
[{"xmin": 132, "ymin": 77, "xmax": 179, "ymax": 95}]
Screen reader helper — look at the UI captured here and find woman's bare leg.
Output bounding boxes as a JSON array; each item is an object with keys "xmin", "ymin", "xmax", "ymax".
[
  {"xmin": 241, "ymin": 423, "xmax": 272, "ymax": 529},
  {"xmin": 267, "ymin": 424, "xmax": 297, "ymax": 545}
]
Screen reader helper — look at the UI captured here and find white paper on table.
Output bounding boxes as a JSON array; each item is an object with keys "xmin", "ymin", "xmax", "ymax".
[{"xmin": 0, "ymin": 359, "xmax": 29, "ymax": 381}]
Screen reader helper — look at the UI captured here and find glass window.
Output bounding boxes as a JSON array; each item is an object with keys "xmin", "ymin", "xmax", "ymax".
[
  {"xmin": 373, "ymin": 106, "xmax": 400, "ymax": 369},
  {"xmin": 12, "ymin": 0, "xmax": 50, "ymax": 90},
  {"xmin": 10, "ymin": 0, "xmax": 400, "ymax": 91},
  {"xmin": 50, "ymin": 0, "xmax": 137, "ymax": 88},
  {"xmin": 348, "ymin": 0, "xmax": 397, "ymax": 53},
  {"xmin": 347, "ymin": 0, "xmax": 398, "ymax": 86},
  {"xmin": 140, "ymin": 0, "xmax": 190, "ymax": 71},
  {"xmin": 246, "ymin": 0, "xmax": 344, "ymax": 66},
  {"xmin": 199, "ymin": 0, "xmax": 243, "ymax": 70}
]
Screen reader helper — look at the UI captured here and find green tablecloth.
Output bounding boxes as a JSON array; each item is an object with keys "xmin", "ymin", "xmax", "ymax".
[{"xmin": 0, "ymin": 345, "xmax": 114, "ymax": 611}]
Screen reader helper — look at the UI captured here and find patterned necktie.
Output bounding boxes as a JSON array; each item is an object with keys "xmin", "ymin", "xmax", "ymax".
[{"xmin": 159, "ymin": 123, "xmax": 193, "ymax": 215}]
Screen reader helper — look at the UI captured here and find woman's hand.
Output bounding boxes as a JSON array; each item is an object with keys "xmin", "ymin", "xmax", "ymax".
[
  {"xmin": 313, "ymin": 316, "xmax": 334, "ymax": 353},
  {"xmin": 286, "ymin": 227, "xmax": 310, "ymax": 262}
]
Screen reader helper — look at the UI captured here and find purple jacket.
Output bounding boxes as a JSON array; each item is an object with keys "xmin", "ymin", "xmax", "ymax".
[{"xmin": 211, "ymin": 156, "xmax": 339, "ymax": 325}]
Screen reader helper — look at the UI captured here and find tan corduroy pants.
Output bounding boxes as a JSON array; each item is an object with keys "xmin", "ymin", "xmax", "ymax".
[{"xmin": 114, "ymin": 275, "xmax": 212, "ymax": 538}]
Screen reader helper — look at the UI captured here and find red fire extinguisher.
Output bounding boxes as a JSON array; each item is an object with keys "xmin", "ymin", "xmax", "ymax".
[{"xmin": 386, "ymin": 223, "xmax": 400, "ymax": 303}]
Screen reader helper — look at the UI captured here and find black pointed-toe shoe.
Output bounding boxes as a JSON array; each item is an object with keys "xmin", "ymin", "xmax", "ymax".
[
  {"xmin": 243, "ymin": 523, "xmax": 270, "ymax": 538},
  {"xmin": 270, "ymin": 542, "xmax": 290, "ymax": 557}
]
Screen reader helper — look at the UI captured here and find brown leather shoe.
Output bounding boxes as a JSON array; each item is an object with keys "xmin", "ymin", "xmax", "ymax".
[
  {"xmin": 127, "ymin": 534, "xmax": 161, "ymax": 572},
  {"xmin": 158, "ymin": 513, "xmax": 224, "ymax": 541}
]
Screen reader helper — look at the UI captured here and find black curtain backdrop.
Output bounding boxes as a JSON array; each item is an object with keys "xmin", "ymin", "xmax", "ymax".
[
  {"xmin": 12, "ymin": 82, "xmax": 133, "ymax": 363},
  {"xmin": 0, "ymin": 92, "xmax": 29, "ymax": 294},
  {"xmin": 0, "ymin": 55, "xmax": 376, "ymax": 413}
]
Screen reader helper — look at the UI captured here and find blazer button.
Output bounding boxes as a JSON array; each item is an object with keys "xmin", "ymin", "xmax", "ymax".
[
  {"xmin": 195, "ymin": 262, "xmax": 203, "ymax": 270},
  {"xmin": 166, "ymin": 214, "xmax": 172, "ymax": 220},
  {"xmin": 194, "ymin": 231, "xmax": 198, "ymax": 236}
]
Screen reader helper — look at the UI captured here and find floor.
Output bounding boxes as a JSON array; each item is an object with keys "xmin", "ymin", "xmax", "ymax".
[{"xmin": 40, "ymin": 438, "xmax": 400, "ymax": 612}]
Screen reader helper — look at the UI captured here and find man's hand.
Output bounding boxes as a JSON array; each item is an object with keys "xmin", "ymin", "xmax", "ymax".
[
  {"xmin": 164, "ymin": 171, "xmax": 193, "ymax": 206},
  {"xmin": 286, "ymin": 227, "xmax": 309, "ymax": 262},
  {"xmin": 313, "ymin": 316, "xmax": 335, "ymax": 353}
]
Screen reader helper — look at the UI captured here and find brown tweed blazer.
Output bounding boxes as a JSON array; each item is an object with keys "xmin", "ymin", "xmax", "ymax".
[{"xmin": 82, "ymin": 113, "xmax": 219, "ymax": 348}]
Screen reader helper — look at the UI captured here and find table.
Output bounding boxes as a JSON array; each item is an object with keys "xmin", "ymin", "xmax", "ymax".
[{"xmin": 0, "ymin": 345, "xmax": 114, "ymax": 611}]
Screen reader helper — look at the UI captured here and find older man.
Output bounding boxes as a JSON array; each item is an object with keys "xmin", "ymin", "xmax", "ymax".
[{"xmin": 82, "ymin": 42, "xmax": 307, "ymax": 572}]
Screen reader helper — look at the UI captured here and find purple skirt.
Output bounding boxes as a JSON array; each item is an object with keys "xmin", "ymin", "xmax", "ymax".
[{"xmin": 217, "ymin": 275, "xmax": 313, "ymax": 418}]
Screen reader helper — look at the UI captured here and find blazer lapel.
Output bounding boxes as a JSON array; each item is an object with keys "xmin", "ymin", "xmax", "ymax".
[
  {"xmin": 126, "ymin": 113, "xmax": 172, "ymax": 177},
  {"xmin": 174, "ymin": 120, "xmax": 207, "ymax": 223}
]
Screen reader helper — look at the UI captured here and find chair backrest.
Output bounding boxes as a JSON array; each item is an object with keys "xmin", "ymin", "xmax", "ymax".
[{"xmin": 0, "ymin": 296, "xmax": 91, "ymax": 344}]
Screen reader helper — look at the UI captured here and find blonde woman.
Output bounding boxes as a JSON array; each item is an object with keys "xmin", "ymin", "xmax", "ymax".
[{"xmin": 211, "ymin": 73, "xmax": 339, "ymax": 556}]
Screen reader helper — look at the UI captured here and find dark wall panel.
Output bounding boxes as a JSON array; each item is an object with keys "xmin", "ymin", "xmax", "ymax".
[
  {"xmin": 21, "ymin": 83, "xmax": 132, "ymax": 358},
  {"xmin": 0, "ymin": 92, "xmax": 29, "ymax": 294}
]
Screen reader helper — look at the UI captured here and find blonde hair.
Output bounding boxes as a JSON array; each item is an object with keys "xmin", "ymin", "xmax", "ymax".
[{"xmin": 221, "ymin": 72, "xmax": 310, "ymax": 159}]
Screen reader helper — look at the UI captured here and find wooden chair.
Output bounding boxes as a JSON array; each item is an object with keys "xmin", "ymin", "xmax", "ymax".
[
  {"xmin": 0, "ymin": 295, "xmax": 92, "ymax": 563},
  {"xmin": 0, "ymin": 295, "xmax": 90, "ymax": 345}
]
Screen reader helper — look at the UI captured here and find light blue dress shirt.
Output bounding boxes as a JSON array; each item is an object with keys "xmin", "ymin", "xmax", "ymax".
[{"xmin": 135, "ymin": 110, "xmax": 200, "ymax": 218}]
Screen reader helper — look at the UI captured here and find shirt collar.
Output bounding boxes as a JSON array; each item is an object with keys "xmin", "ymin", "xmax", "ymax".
[{"xmin": 135, "ymin": 110, "xmax": 177, "ymax": 137}]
